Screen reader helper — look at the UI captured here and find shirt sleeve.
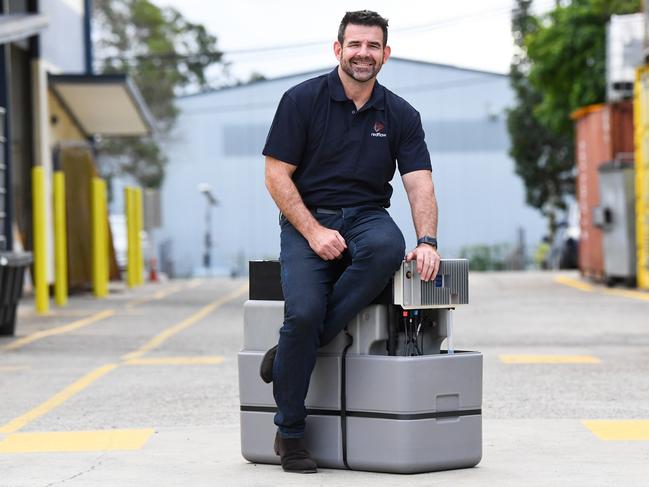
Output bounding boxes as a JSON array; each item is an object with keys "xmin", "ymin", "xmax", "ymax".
[
  {"xmin": 262, "ymin": 92, "xmax": 306, "ymax": 166},
  {"xmin": 396, "ymin": 110, "xmax": 432, "ymax": 175}
]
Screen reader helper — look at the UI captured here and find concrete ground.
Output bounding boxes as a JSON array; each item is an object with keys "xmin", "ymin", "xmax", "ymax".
[{"xmin": 0, "ymin": 271, "xmax": 648, "ymax": 486}]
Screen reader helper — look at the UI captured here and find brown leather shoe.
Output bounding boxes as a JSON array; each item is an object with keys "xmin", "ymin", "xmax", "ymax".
[
  {"xmin": 259, "ymin": 345, "xmax": 277, "ymax": 383},
  {"xmin": 274, "ymin": 432, "xmax": 317, "ymax": 473}
]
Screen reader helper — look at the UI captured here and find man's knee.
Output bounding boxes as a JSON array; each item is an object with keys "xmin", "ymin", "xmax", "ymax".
[
  {"xmin": 363, "ymin": 227, "xmax": 405, "ymax": 270},
  {"xmin": 282, "ymin": 299, "xmax": 326, "ymax": 341}
]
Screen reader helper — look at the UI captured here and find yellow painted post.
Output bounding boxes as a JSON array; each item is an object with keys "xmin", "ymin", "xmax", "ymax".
[
  {"xmin": 32, "ymin": 166, "xmax": 48, "ymax": 314},
  {"xmin": 91, "ymin": 177, "xmax": 109, "ymax": 297},
  {"xmin": 634, "ymin": 66, "xmax": 649, "ymax": 289},
  {"xmin": 125, "ymin": 187, "xmax": 136, "ymax": 287},
  {"xmin": 135, "ymin": 187, "xmax": 144, "ymax": 285},
  {"xmin": 53, "ymin": 171, "xmax": 68, "ymax": 306}
]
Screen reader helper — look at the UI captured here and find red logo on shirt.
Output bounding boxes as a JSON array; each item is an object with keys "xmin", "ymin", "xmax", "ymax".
[{"xmin": 371, "ymin": 121, "xmax": 387, "ymax": 137}]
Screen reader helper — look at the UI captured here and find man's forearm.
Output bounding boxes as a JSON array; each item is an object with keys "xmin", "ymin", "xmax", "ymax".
[
  {"xmin": 265, "ymin": 166, "xmax": 320, "ymax": 239},
  {"xmin": 404, "ymin": 171, "xmax": 438, "ymax": 239}
]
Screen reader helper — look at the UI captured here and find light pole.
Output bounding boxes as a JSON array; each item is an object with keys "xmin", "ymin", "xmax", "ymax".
[{"xmin": 197, "ymin": 183, "xmax": 218, "ymax": 273}]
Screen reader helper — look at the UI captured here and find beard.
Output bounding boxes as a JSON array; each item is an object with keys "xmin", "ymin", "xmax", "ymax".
[{"xmin": 339, "ymin": 55, "xmax": 382, "ymax": 83}]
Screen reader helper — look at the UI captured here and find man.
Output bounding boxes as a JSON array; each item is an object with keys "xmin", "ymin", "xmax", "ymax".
[{"xmin": 261, "ymin": 10, "xmax": 440, "ymax": 473}]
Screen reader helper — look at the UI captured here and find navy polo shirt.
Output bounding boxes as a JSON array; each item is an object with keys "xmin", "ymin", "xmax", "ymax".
[{"xmin": 262, "ymin": 67, "xmax": 431, "ymax": 208}]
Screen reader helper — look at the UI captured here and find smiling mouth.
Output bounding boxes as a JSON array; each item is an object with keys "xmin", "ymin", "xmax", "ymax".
[{"xmin": 352, "ymin": 59, "xmax": 374, "ymax": 68}]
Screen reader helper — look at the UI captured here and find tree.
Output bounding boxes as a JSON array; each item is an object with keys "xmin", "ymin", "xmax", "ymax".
[
  {"xmin": 92, "ymin": 0, "xmax": 225, "ymax": 188},
  {"xmin": 507, "ymin": 0, "xmax": 641, "ymax": 237}
]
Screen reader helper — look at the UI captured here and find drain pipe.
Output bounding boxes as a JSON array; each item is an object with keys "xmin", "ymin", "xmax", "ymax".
[{"xmin": 84, "ymin": 0, "xmax": 93, "ymax": 74}]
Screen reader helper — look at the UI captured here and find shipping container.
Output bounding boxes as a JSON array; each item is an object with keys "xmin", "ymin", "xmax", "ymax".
[
  {"xmin": 572, "ymin": 102, "xmax": 634, "ymax": 281},
  {"xmin": 634, "ymin": 67, "xmax": 649, "ymax": 289}
]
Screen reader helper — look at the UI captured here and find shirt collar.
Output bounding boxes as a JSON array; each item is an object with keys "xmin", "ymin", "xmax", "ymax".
[{"xmin": 327, "ymin": 67, "xmax": 385, "ymax": 111}]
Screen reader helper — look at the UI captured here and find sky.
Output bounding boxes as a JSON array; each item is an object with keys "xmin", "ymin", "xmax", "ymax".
[{"xmin": 151, "ymin": 0, "xmax": 555, "ymax": 86}]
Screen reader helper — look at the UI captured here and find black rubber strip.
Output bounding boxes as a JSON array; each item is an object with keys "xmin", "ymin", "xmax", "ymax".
[
  {"xmin": 345, "ymin": 409, "xmax": 483, "ymax": 420},
  {"xmin": 240, "ymin": 405, "xmax": 482, "ymax": 420},
  {"xmin": 340, "ymin": 329, "xmax": 353, "ymax": 470}
]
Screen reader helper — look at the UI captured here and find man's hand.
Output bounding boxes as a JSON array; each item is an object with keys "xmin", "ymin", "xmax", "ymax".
[
  {"xmin": 307, "ymin": 226, "xmax": 347, "ymax": 261},
  {"xmin": 405, "ymin": 244, "xmax": 440, "ymax": 281}
]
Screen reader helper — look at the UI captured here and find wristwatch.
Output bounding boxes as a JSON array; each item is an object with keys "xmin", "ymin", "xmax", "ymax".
[{"xmin": 417, "ymin": 235, "xmax": 438, "ymax": 249}]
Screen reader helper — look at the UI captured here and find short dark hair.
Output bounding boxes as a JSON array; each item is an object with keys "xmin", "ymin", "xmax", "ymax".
[{"xmin": 338, "ymin": 10, "xmax": 389, "ymax": 47}]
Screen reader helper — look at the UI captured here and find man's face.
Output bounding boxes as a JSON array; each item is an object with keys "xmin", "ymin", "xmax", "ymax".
[{"xmin": 334, "ymin": 24, "xmax": 391, "ymax": 83}]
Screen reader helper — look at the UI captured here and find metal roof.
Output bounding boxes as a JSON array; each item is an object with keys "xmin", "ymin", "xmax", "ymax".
[
  {"xmin": 0, "ymin": 13, "xmax": 48, "ymax": 44},
  {"xmin": 48, "ymin": 73, "xmax": 155, "ymax": 137}
]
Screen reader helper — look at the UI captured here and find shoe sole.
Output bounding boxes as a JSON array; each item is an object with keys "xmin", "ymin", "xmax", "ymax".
[{"xmin": 259, "ymin": 345, "xmax": 277, "ymax": 383}]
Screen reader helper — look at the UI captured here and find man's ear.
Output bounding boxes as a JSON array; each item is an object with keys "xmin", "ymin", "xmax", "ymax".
[
  {"xmin": 333, "ymin": 40, "xmax": 342, "ymax": 60},
  {"xmin": 383, "ymin": 45, "xmax": 391, "ymax": 63}
]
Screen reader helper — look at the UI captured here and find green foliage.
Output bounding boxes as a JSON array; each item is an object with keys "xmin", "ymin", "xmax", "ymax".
[
  {"xmin": 93, "ymin": 0, "xmax": 224, "ymax": 188},
  {"xmin": 507, "ymin": 0, "xmax": 640, "ymax": 237},
  {"xmin": 459, "ymin": 244, "xmax": 513, "ymax": 271}
]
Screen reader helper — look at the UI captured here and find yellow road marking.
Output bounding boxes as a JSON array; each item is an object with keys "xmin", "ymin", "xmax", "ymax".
[
  {"xmin": 125, "ymin": 356, "xmax": 224, "ymax": 366},
  {"xmin": 583, "ymin": 420, "xmax": 649, "ymax": 440},
  {"xmin": 0, "ymin": 364, "xmax": 118, "ymax": 434},
  {"xmin": 0, "ymin": 366, "xmax": 30, "ymax": 372},
  {"xmin": 0, "ymin": 429, "xmax": 155, "ymax": 453},
  {"xmin": 125, "ymin": 285, "xmax": 182, "ymax": 309},
  {"xmin": 122, "ymin": 284, "xmax": 248, "ymax": 361},
  {"xmin": 1, "ymin": 310, "xmax": 115, "ymax": 352},
  {"xmin": 601, "ymin": 287, "xmax": 649, "ymax": 302},
  {"xmin": 499, "ymin": 354, "xmax": 601, "ymax": 364},
  {"xmin": 0, "ymin": 283, "xmax": 244, "ymax": 436},
  {"xmin": 554, "ymin": 276, "xmax": 593, "ymax": 292},
  {"xmin": 555, "ymin": 275, "xmax": 649, "ymax": 301}
]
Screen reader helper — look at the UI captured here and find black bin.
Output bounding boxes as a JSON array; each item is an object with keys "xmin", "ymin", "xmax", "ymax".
[{"xmin": 0, "ymin": 252, "xmax": 32, "ymax": 335}]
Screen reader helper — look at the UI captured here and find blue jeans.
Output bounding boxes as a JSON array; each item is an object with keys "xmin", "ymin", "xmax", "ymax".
[{"xmin": 273, "ymin": 205, "xmax": 406, "ymax": 438}]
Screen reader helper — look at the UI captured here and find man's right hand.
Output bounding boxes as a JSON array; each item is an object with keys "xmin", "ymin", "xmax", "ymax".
[{"xmin": 307, "ymin": 226, "xmax": 347, "ymax": 260}]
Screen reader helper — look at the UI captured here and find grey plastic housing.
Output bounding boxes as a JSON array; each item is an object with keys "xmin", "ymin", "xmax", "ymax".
[{"xmin": 238, "ymin": 299, "xmax": 483, "ymax": 473}]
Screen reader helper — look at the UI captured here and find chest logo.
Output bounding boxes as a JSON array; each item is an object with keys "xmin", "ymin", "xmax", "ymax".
[{"xmin": 371, "ymin": 121, "xmax": 387, "ymax": 137}]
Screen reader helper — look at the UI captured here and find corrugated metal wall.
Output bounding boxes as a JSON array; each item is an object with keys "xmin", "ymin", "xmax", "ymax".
[{"xmin": 158, "ymin": 58, "xmax": 546, "ymax": 277}]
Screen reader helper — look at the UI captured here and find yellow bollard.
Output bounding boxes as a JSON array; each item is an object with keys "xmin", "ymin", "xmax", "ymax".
[
  {"xmin": 91, "ymin": 177, "xmax": 109, "ymax": 297},
  {"xmin": 53, "ymin": 171, "xmax": 68, "ymax": 306},
  {"xmin": 135, "ymin": 187, "xmax": 144, "ymax": 285},
  {"xmin": 125, "ymin": 187, "xmax": 136, "ymax": 287},
  {"xmin": 32, "ymin": 166, "xmax": 48, "ymax": 314}
]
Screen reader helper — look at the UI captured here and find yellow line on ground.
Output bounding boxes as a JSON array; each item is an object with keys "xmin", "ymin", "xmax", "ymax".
[
  {"xmin": 125, "ymin": 356, "xmax": 224, "ymax": 366},
  {"xmin": 0, "ymin": 366, "xmax": 30, "ymax": 372},
  {"xmin": 555, "ymin": 275, "xmax": 649, "ymax": 302},
  {"xmin": 122, "ymin": 284, "xmax": 248, "ymax": 361},
  {"xmin": 0, "ymin": 428, "xmax": 155, "ymax": 453},
  {"xmin": 126, "ymin": 280, "xmax": 199, "ymax": 308},
  {"xmin": 583, "ymin": 420, "xmax": 649, "ymax": 440},
  {"xmin": 601, "ymin": 287, "xmax": 649, "ymax": 302},
  {"xmin": 499, "ymin": 354, "xmax": 601, "ymax": 364},
  {"xmin": 554, "ymin": 276, "xmax": 594, "ymax": 292},
  {"xmin": 124, "ymin": 286, "xmax": 181, "ymax": 309},
  {"xmin": 0, "ymin": 364, "xmax": 119, "ymax": 434},
  {"xmin": 1, "ymin": 309, "xmax": 115, "ymax": 352}
]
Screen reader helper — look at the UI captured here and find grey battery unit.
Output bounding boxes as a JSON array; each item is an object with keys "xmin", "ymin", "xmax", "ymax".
[
  {"xmin": 238, "ymin": 259, "xmax": 482, "ymax": 473},
  {"xmin": 394, "ymin": 258, "xmax": 469, "ymax": 309}
]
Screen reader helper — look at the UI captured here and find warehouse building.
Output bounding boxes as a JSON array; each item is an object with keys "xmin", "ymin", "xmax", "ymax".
[{"xmin": 157, "ymin": 58, "xmax": 546, "ymax": 277}]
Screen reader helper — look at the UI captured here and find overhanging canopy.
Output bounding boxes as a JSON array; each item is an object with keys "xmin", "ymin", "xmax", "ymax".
[
  {"xmin": 48, "ymin": 74, "xmax": 155, "ymax": 137},
  {"xmin": 0, "ymin": 13, "xmax": 48, "ymax": 44}
]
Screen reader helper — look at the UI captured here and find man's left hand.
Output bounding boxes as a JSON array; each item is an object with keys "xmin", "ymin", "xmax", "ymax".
[{"xmin": 405, "ymin": 244, "xmax": 440, "ymax": 281}]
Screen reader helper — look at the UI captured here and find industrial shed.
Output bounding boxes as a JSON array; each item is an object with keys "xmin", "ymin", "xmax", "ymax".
[{"xmin": 157, "ymin": 57, "xmax": 546, "ymax": 277}]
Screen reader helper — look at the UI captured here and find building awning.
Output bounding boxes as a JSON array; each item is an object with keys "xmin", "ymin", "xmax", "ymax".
[
  {"xmin": 48, "ymin": 74, "xmax": 155, "ymax": 137},
  {"xmin": 0, "ymin": 13, "xmax": 49, "ymax": 44}
]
